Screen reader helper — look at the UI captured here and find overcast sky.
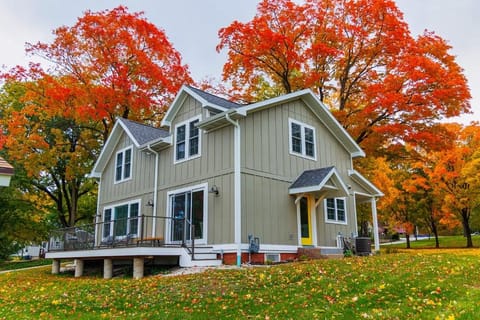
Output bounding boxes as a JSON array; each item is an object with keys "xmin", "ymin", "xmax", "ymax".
[{"xmin": 0, "ymin": 0, "xmax": 478, "ymax": 123}]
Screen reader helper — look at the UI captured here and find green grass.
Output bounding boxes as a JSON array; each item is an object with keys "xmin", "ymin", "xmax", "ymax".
[
  {"xmin": 386, "ymin": 235, "xmax": 480, "ymax": 249},
  {"xmin": 1, "ymin": 250, "xmax": 480, "ymax": 319},
  {"xmin": 0, "ymin": 258, "xmax": 52, "ymax": 271}
]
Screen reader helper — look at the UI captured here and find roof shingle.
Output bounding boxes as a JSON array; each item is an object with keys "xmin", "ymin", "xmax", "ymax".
[{"xmin": 118, "ymin": 118, "xmax": 170, "ymax": 146}]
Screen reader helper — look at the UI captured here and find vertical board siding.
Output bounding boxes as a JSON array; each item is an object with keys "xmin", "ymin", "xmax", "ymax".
[
  {"xmin": 241, "ymin": 99, "xmax": 357, "ymax": 247},
  {"xmin": 100, "ymin": 134, "xmax": 155, "ymax": 205},
  {"xmin": 242, "ymin": 174, "xmax": 298, "ymax": 246}
]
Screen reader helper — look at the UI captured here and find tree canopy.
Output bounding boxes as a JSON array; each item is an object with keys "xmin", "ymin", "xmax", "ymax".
[{"xmin": 217, "ymin": 0, "xmax": 471, "ymax": 154}]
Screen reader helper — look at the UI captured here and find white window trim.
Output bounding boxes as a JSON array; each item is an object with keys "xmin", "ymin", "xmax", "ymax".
[
  {"xmin": 102, "ymin": 199, "xmax": 142, "ymax": 239},
  {"xmin": 288, "ymin": 118, "xmax": 317, "ymax": 161},
  {"xmin": 165, "ymin": 182, "xmax": 208, "ymax": 245},
  {"xmin": 114, "ymin": 146, "xmax": 133, "ymax": 184},
  {"xmin": 324, "ymin": 197, "xmax": 348, "ymax": 225},
  {"xmin": 173, "ymin": 115, "xmax": 202, "ymax": 164}
]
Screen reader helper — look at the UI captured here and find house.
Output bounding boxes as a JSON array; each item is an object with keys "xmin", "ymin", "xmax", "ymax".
[
  {"xmin": 46, "ymin": 85, "xmax": 383, "ymax": 279},
  {"xmin": 0, "ymin": 156, "xmax": 14, "ymax": 187}
]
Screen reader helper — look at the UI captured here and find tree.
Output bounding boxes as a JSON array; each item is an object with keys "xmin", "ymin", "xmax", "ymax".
[
  {"xmin": 430, "ymin": 123, "xmax": 480, "ymax": 248},
  {"xmin": 217, "ymin": 0, "xmax": 471, "ymax": 154},
  {"xmin": 0, "ymin": 6, "xmax": 192, "ymax": 228}
]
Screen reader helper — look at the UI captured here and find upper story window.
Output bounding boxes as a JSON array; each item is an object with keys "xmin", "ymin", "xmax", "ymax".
[
  {"xmin": 115, "ymin": 146, "xmax": 132, "ymax": 183},
  {"xmin": 325, "ymin": 198, "xmax": 347, "ymax": 224},
  {"xmin": 289, "ymin": 118, "xmax": 316, "ymax": 160},
  {"xmin": 175, "ymin": 116, "xmax": 201, "ymax": 163}
]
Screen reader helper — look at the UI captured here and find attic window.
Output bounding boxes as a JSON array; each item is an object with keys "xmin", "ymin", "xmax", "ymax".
[
  {"xmin": 288, "ymin": 118, "xmax": 316, "ymax": 160},
  {"xmin": 115, "ymin": 146, "xmax": 132, "ymax": 183},
  {"xmin": 174, "ymin": 116, "xmax": 201, "ymax": 163}
]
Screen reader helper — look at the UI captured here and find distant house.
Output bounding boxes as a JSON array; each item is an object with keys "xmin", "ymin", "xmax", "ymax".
[
  {"xmin": 0, "ymin": 157, "xmax": 14, "ymax": 187},
  {"xmin": 46, "ymin": 86, "xmax": 383, "ymax": 279}
]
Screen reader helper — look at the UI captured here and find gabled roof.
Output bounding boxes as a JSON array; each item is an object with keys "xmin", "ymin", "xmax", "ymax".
[
  {"xmin": 90, "ymin": 118, "xmax": 171, "ymax": 177},
  {"xmin": 239, "ymin": 90, "xmax": 365, "ymax": 158},
  {"xmin": 348, "ymin": 169, "xmax": 384, "ymax": 198},
  {"xmin": 161, "ymin": 85, "xmax": 242, "ymax": 127},
  {"xmin": 119, "ymin": 118, "xmax": 170, "ymax": 146},
  {"xmin": 289, "ymin": 166, "xmax": 349, "ymax": 197},
  {"xmin": 0, "ymin": 157, "xmax": 14, "ymax": 175}
]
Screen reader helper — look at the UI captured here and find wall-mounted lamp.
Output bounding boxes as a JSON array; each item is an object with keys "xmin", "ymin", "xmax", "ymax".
[
  {"xmin": 146, "ymin": 199, "xmax": 154, "ymax": 207},
  {"xmin": 209, "ymin": 185, "xmax": 219, "ymax": 196}
]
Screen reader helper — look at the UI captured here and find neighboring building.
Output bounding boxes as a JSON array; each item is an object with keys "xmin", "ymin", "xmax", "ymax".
[
  {"xmin": 0, "ymin": 157, "xmax": 14, "ymax": 187},
  {"xmin": 46, "ymin": 86, "xmax": 383, "ymax": 279}
]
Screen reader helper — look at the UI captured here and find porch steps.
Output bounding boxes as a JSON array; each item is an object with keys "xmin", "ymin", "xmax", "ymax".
[{"xmin": 180, "ymin": 246, "xmax": 222, "ymax": 267}]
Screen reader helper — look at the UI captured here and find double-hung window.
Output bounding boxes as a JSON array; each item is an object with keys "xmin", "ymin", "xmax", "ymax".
[
  {"xmin": 325, "ymin": 198, "xmax": 347, "ymax": 224},
  {"xmin": 175, "ymin": 116, "xmax": 201, "ymax": 163},
  {"xmin": 103, "ymin": 201, "xmax": 140, "ymax": 239},
  {"xmin": 115, "ymin": 146, "xmax": 132, "ymax": 183},
  {"xmin": 289, "ymin": 119, "xmax": 316, "ymax": 160}
]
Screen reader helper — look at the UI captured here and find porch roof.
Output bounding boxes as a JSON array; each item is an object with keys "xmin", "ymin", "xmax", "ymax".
[{"xmin": 289, "ymin": 166, "xmax": 349, "ymax": 198}]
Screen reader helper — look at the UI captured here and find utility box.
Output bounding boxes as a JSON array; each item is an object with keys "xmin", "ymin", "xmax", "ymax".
[{"xmin": 355, "ymin": 237, "xmax": 371, "ymax": 256}]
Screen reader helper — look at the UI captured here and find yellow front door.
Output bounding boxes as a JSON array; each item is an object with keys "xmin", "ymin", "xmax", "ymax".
[{"xmin": 300, "ymin": 196, "xmax": 313, "ymax": 245}]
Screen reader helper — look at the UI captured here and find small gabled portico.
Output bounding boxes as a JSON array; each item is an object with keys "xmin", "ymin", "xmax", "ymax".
[{"xmin": 289, "ymin": 167, "xmax": 350, "ymax": 247}]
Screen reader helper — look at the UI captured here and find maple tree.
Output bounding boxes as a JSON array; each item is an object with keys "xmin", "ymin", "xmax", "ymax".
[
  {"xmin": 429, "ymin": 123, "xmax": 480, "ymax": 248},
  {"xmin": 217, "ymin": 0, "xmax": 471, "ymax": 153},
  {"xmin": 0, "ymin": 6, "xmax": 191, "ymax": 228}
]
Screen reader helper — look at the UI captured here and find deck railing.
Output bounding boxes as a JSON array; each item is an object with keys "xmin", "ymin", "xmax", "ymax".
[{"xmin": 48, "ymin": 215, "xmax": 197, "ymax": 254}]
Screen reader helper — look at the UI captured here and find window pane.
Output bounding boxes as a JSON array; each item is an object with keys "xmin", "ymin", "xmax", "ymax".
[
  {"xmin": 192, "ymin": 190, "xmax": 204, "ymax": 239},
  {"xmin": 124, "ymin": 149, "xmax": 131, "ymax": 179},
  {"xmin": 114, "ymin": 205, "xmax": 128, "ymax": 237},
  {"xmin": 115, "ymin": 152, "xmax": 123, "ymax": 181},
  {"xmin": 300, "ymin": 197, "xmax": 309, "ymax": 238},
  {"xmin": 171, "ymin": 193, "xmax": 186, "ymax": 241},
  {"xmin": 336, "ymin": 199, "xmax": 346, "ymax": 222},
  {"xmin": 103, "ymin": 209, "xmax": 112, "ymax": 238},
  {"xmin": 304, "ymin": 128, "xmax": 314, "ymax": 157},
  {"xmin": 190, "ymin": 120, "xmax": 199, "ymax": 139},
  {"xmin": 326, "ymin": 198, "xmax": 336, "ymax": 220},
  {"xmin": 177, "ymin": 125, "xmax": 186, "ymax": 142},
  {"xmin": 176, "ymin": 142, "xmax": 185, "ymax": 160},
  {"xmin": 189, "ymin": 137, "xmax": 198, "ymax": 156},
  {"xmin": 291, "ymin": 122, "xmax": 302, "ymax": 153},
  {"xmin": 129, "ymin": 203, "xmax": 139, "ymax": 235}
]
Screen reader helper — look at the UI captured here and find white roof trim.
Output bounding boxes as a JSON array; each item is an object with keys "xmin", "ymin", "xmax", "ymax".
[
  {"xmin": 348, "ymin": 169, "xmax": 384, "ymax": 197},
  {"xmin": 289, "ymin": 167, "xmax": 350, "ymax": 196},
  {"xmin": 161, "ymin": 85, "xmax": 229, "ymax": 127}
]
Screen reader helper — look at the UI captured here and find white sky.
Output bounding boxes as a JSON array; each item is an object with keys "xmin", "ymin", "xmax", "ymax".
[{"xmin": 0, "ymin": 0, "xmax": 478, "ymax": 123}]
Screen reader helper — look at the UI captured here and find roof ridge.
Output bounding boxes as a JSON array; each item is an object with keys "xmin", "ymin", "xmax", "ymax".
[{"xmin": 186, "ymin": 85, "xmax": 242, "ymax": 109}]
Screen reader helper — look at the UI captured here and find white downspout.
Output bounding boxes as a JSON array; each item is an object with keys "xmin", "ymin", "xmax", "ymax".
[
  {"xmin": 95, "ymin": 177, "xmax": 102, "ymax": 246},
  {"xmin": 371, "ymin": 197, "xmax": 380, "ymax": 252},
  {"xmin": 225, "ymin": 113, "xmax": 242, "ymax": 266},
  {"xmin": 147, "ymin": 146, "xmax": 159, "ymax": 238}
]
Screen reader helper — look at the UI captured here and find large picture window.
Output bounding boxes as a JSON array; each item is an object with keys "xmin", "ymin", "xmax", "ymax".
[
  {"xmin": 174, "ymin": 117, "xmax": 201, "ymax": 163},
  {"xmin": 168, "ymin": 184, "xmax": 207, "ymax": 244},
  {"xmin": 103, "ymin": 201, "xmax": 140, "ymax": 239},
  {"xmin": 325, "ymin": 198, "xmax": 347, "ymax": 224},
  {"xmin": 115, "ymin": 146, "xmax": 132, "ymax": 183},
  {"xmin": 288, "ymin": 118, "xmax": 316, "ymax": 160}
]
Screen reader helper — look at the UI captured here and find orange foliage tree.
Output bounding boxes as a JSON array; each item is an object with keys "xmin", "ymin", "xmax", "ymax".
[
  {"xmin": 0, "ymin": 7, "xmax": 192, "ymax": 227},
  {"xmin": 217, "ymin": 0, "xmax": 471, "ymax": 154},
  {"xmin": 429, "ymin": 123, "xmax": 480, "ymax": 247}
]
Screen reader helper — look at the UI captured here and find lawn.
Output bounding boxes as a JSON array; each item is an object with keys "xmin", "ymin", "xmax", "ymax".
[
  {"xmin": 1, "ymin": 250, "xmax": 480, "ymax": 319},
  {"xmin": 0, "ymin": 259, "xmax": 52, "ymax": 272},
  {"xmin": 386, "ymin": 235, "xmax": 480, "ymax": 249}
]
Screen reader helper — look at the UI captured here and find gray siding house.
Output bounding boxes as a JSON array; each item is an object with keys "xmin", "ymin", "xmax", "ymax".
[{"xmin": 46, "ymin": 86, "xmax": 382, "ymax": 278}]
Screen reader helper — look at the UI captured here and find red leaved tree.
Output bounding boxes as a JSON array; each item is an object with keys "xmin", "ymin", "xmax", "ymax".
[{"xmin": 217, "ymin": 0, "xmax": 470, "ymax": 154}]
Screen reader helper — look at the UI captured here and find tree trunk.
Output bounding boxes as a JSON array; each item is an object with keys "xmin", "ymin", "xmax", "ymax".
[
  {"xmin": 461, "ymin": 207, "xmax": 473, "ymax": 248},
  {"xmin": 405, "ymin": 233, "xmax": 411, "ymax": 249},
  {"xmin": 430, "ymin": 212, "xmax": 440, "ymax": 248}
]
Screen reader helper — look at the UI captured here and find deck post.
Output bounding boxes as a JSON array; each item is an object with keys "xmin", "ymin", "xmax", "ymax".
[
  {"xmin": 133, "ymin": 257, "xmax": 144, "ymax": 279},
  {"xmin": 52, "ymin": 259, "xmax": 61, "ymax": 274},
  {"xmin": 74, "ymin": 259, "xmax": 84, "ymax": 277},
  {"xmin": 104, "ymin": 258, "xmax": 113, "ymax": 279}
]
